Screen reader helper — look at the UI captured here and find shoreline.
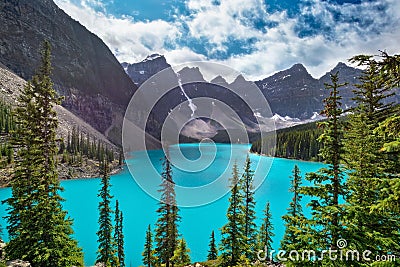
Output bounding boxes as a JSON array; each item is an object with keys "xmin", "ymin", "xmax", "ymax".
[
  {"xmin": 0, "ymin": 163, "xmax": 125, "ymax": 189},
  {"xmin": 250, "ymin": 151, "xmax": 322, "ymax": 163},
  {"xmin": 59, "ymin": 164, "xmax": 125, "ymax": 183}
]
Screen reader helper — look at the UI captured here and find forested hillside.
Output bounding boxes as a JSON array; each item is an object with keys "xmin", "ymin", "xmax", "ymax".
[{"xmin": 250, "ymin": 121, "xmax": 323, "ymax": 161}]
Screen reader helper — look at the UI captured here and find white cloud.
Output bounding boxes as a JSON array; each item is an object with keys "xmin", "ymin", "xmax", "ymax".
[
  {"xmin": 184, "ymin": 0, "xmax": 267, "ymax": 53},
  {"xmin": 224, "ymin": 0, "xmax": 400, "ymax": 79},
  {"xmin": 164, "ymin": 47, "xmax": 207, "ymax": 65},
  {"xmin": 54, "ymin": 0, "xmax": 400, "ymax": 81},
  {"xmin": 54, "ymin": 0, "xmax": 181, "ymax": 63}
]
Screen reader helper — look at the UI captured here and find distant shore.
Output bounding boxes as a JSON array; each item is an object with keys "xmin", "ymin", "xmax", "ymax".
[{"xmin": 0, "ymin": 161, "xmax": 124, "ymax": 189}]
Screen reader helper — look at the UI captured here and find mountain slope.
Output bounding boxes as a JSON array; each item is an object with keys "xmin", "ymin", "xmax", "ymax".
[
  {"xmin": 0, "ymin": 0, "xmax": 137, "ymax": 142},
  {"xmin": 0, "ymin": 63, "xmax": 115, "ymax": 147},
  {"xmin": 123, "ymin": 57, "xmax": 365, "ymax": 140}
]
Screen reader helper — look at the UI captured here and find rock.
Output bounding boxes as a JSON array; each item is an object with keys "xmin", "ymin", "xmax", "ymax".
[
  {"xmin": 0, "ymin": 239, "xmax": 5, "ymax": 259},
  {"xmin": 6, "ymin": 260, "xmax": 31, "ymax": 267}
]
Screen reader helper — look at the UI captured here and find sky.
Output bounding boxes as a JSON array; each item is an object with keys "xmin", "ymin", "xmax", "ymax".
[{"xmin": 53, "ymin": 0, "xmax": 400, "ymax": 80}]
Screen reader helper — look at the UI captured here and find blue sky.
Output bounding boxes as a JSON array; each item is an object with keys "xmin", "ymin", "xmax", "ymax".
[{"xmin": 54, "ymin": 0, "xmax": 400, "ymax": 80}]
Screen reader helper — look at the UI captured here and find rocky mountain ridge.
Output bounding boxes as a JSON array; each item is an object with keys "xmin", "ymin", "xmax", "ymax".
[
  {"xmin": 0, "ymin": 0, "xmax": 137, "ymax": 145},
  {"xmin": 0, "ymin": 64, "xmax": 114, "ymax": 146},
  {"xmin": 123, "ymin": 55, "xmax": 364, "ymax": 120},
  {"xmin": 121, "ymin": 55, "xmax": 367, "ymax": 141},
  {"xmin": 0, "ymin": 63, "xmax": 120, "ymax": 186}
]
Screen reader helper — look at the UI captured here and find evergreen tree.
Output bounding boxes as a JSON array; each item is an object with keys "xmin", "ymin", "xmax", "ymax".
[
  {"xmin": 171, "ymin": 238, "xmax": 191, "ymax": 267},
  {"xmin": 155, "ymin": 154, "xmax": 180, "ymax": 267},
  {"xmin": 119, "ymin": 150, "xmax": 124, "ymax": 166},
  {"xmin": 143, "ymin": 224, "xmax": 157, "ymax": 267},
  {"xmin": 220, "ymin": 162, "xmax": 246, "ymax": 267},
  {"xmin": 96, "ymin": 161, "xmax": 118, "ymax": 266},
  {"xmin": 257, "ymin": 202, "xmax": 274, "ymax": 259},
  {"xmin": 114, "ymin": 200, "xmax": 125, "ymax": 267},
  {"xmin": 207, "ymin": 230, "xmax": 218, "ymax": 261},
  {"xmin": 343, "ymin": 53, "xmax": 400, "ymax": 258},
  {"xmin": 300, "ymin": 73, "xmax": 347, "ymax": 262},
  {"xmin": 240, "ymin": 155, "xmax": 257, "ymax": 261},
  {"xmin": 280, "ymin": 165, "xmax": 308, "ymax": 266},
  {"xmin": 374, "ymin": 113, "xmax": 400, "ymax": 214},
  {"xmin": 4, "ymin": 40, "xmax": 83, "ymax": 266},
  {"xmin": 250, "ymin": 122, "xmax": 323, "ymax": 161}
]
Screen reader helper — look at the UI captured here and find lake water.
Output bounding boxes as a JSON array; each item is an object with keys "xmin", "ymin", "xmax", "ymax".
[{"xmin": 0, "ymin": 144, "xmax": 325, "ymax": 266}]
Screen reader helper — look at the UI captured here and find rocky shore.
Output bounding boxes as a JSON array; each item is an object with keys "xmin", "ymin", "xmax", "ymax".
[{"xmin": 0, "ymin": 161, "xmax": 123, "ymax": 189}]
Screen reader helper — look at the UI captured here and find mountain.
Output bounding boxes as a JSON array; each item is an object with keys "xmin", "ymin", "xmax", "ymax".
[
  {"xmin": 123, "ymin": 56, "xmax": 365, "ymax": 125},
  {"xmin": 255, "ymin": 63, "xmax": 320, "ymax": 119},
  {"xmin": 0, "ymin": 62, "xmax": 115, "ymax": 147},
  {"xmin": 0, "ymin": 0, "xmax": 137, "ymax": 144},
  {"xmin": 122, "ymin": 57, "xmax": 369, "ymax": 141},
  {"xmin": 122, "ymin": 54, "xmax": 170, "ymax": 86}
]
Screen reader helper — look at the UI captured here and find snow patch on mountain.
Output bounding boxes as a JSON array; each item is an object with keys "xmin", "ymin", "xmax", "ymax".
[
  {"xmin": 176, "ymin": 72, "xmax": 197, "ymax": 117},
  {"xmin": 142, "ymin": 54, "xmax": 162, "ymax": 62}
]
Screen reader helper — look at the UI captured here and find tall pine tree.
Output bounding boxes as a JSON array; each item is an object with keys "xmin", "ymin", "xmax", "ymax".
[
  {"xmin": 280, "ymin": 165, "xmax": 308, "ymax": 266},
  {"xmin": 114, "ymin": 200, "xmax": 125, "ymax": 267},
  {"xmin": 257, "ymin": 202, "xmax": 274, "ymax": 261},
  {"xmin": 155, "ymin": 154, "xmax": 180, "ymax": 267},
  {"xmin": 171, "ymin": 238, "xmax": 191, "ymax": 267},
  {"xmin": 220, "ymin": 162, "xmax": 246, "ymax": 267},
  {"xmin": 240, "ymin": 155, "xmax": 257, "ymax": 261},
  {"xmin": 143, "ymin": 224, "xmax": 157, "ymax": 267},
  {"xmin": 4, "ymin": 40, "xmax": 83, "ymax": 266},
  {"xmin": 207, "ymin": 230, "xmax": 218, "ymax": 261},
  {"xmin": 343, "ymin": 53, "xmax": 400, "ymax": 259},
  {"xmin": 300, "ymin": 73, "xmax": 347, "ymax": 263},
  {"xmin": 96, "ymin": 161, "xmax": 118, "ymax": 266}
]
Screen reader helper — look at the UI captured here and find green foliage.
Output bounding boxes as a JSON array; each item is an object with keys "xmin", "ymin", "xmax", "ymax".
[
  {"xmin": 63, "ymin": 126, "xmax": 116, "ymax": 165},
  {"xmin": 251, "ymin": 122, "xmax": 323, "ymax": 161},
  {"xmin": 281, "ymin": 165, "xmax": 307, "ymax": 254},
  {"xmin": 284, "ymin": 52, "xmax": 400, "ymax": 266},
  {"xmin": 171, "ymin": 238, "xmax": 191, "ymax": 267},
  {"xmin": 154, "ymin": 154, "xmax": 180, "ymax": 267},
  {"xmin": 299, "ymin": 73, "xmax": 347, "ymax": 265},
  {"xmin": 257, "ymin": 202, "xmax": 274, "ymax": 257},
  {"xmin": 219, "ymin": 162, "xmax": 247, "ymax": 267},
  {"xmin": 207, "ymin": 230, "xmax": 218, "ymax": 261},
  {"xmin": 4, "ymin": 40, "xmax": 83, "ymax": 266},
  {"xmin": 341, "ymin": 53, "xmax": 400, "ymax": 263},
  {"xmin": 0, "ymin": 99, "xmax": 15, "ymax": 134},
  {"xmin": 240, "ymin": 155, "xmax": 258, "ymax": 261},
  {"xmin": 143, "ymin": 225, "xmax": 157, "ymax": 267},
  {"xmin": 96, "ymin": 162, "xmax": 118, "ymax": 267},
  {"xmin": 114, "ymin": 200, "xmax": 125, "ymax": 267}
]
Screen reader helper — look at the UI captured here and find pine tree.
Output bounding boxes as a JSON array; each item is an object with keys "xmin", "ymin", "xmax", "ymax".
[
  {"xmin": 119, "ymin": 150, "xmax": 124, "ymax": 166},
  {"xmin": 143, "ymin": 224, "xmax": 157, "ymax": 267},
  {"xmin": 220, "ymin": 162, "xmax": 246, "ymax": 267},
  {"xmin": 114, "ymin": 200, "xmax": 125, "ymax": 267},
  {"xmin": 240, "ymin": 155, "xmax": 257, "ymax": 261},
  {"xmin": 280, "ymin": 165, "xmax": 308, "ymax": 266},
  {"xmin": 4, "ymin": 40, "xmax": 83, "ymax": 266},
  {"xmin": 96, "ymin": 161, "xmax": 118, "ymax": 266},
  {"xmin": 171, "ymin": 238, "xmax": 191, "ymax": 267},
  {"xmin": 300, "ymin": 73, "xmax": 347, "ymax": 262},
  {"xmin": 155, "ymin": 154, "xmax": 180, "ymax": 267},
  {"xmin": 343, "ymin": 54, "xmax": 400, "ymax": 258},
  {"xmin": 207, "ymin": 230, "xmax": 218, "ymax": 261},
  {"xmin": 257, "ymin": 202, "xmax": 274, "ymax": 260}
]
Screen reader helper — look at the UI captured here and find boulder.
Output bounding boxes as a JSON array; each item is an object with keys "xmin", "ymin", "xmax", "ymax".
[{"xmin": 6, "ymin": 260, "xmax": 31, "ymax": 267}]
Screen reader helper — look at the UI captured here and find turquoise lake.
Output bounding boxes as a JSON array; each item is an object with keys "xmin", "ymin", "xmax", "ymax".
[{"xmin": 0, "ymin": 144, "xmax": 325, "ymax": 266}]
